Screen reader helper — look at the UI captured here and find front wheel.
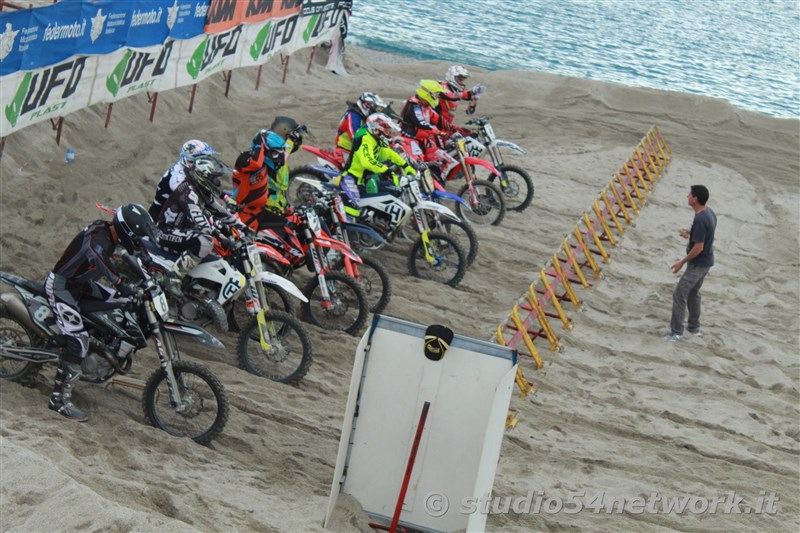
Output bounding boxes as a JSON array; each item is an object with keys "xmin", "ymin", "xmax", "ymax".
[
  {"xmin": 142, "ymin": 360, "xmax": 229, "ymax": 445},
  {"xmin": 488, "ymin": 164, "xmax": 534, "ymax": 212},
  {"xmin": 287, "ymin": 166, "xmax": 331, "ymax": 207},
  {"xmin": 334, "ymin": 255, "xmax": 392, "ymax": 314},
  {"xmin": 302, "ymin": 270, "xmax": 369, "ymax": 336},
  {"xmin": 408, "ymin": 231, "xmax": 467, "ymax": 287},
  {"xmin": 456, "ymin": 179, "xmax": 506, "ymax": 226},
  {"xmin": 427, "ymin": 215, "xmax": 479, "ymax": 267},
  {"xmin": 237, "ymin": 311, "xmax": 313, "ymax": 385}
]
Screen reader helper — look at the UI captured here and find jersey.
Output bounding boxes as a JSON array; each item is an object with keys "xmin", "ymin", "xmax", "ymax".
[
  {"xmin": 52, "ymin": 221, "xmax": 123, "ymax": 288},
  {"xmin": 343, "ymin": 129, "xmax": 413, "ymax": 183},
  {"xmin": 400, "ymin": 96, "xmax": 442, "ymax": 142},
  {"xmin": 149, "ymin": 161, "xmax": 187, "ymax": 220}
]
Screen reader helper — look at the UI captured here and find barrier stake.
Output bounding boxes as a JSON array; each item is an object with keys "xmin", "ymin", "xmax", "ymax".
[
  {"xmin": 552, "ymin": 253, "xmax": 582, "ymax": 308},
  {"xmin": 573, "ymin": 226, "xmax": 601, "ymax": 277},
  {"xmin": 540, "ymin": 269, "xmax": 572, "ymax": 329},
  {"xmin": 655, "ymin": 126, "xmax": 672, "ymax": 158},
  {"xmin": 626, "ymin": 158, "xmax": 651, "ymax": 194},
  {"xmin": 582, "ymin": 213, "xmax": 610, "ymax": 263},
  {"xmin": 615, "ymin": 173, "xmax": 640, "ymax": 215},
  {"xmin": 601, "ymin": 191, "xmax": 625, "ymax": 234},
  {"xmin": 281, "ymin": 54, "xmax": 290, "ymax": 83},
  {"xmin": 306, "ymin": 46, "xmax": 316, "ymax": 73},
  {"xmin": 593, "ymin": 200, "xmax": 618, "ymax": 246},
  {"xmin": 255, "ymin": 65, "xmax": 263, "ymax": 90},
  {"xmin": 635, "ymin": 147, "xmax": 657, "ymax": 185},
  {"xmin": 510, "ymin": 306, "xmax": 544, "ymax": 368},
  {"xmin": 105, "ymin": 103, "xmax": 113, "ymax": 128},
  {"xmin": 525, "ymin": 286, "xmax": 560, "ymax": 351},
  {"xmin": 607, "ymin": 181, "xmax": 632, "ymax": 224},
  {"xmin": 622, "ymin": 168, "xmax": 646, "ymax": 206},
  {"xmin": 563, "ymin": 238, "xmax": 590, "ymax": 288},
  {"xmin": 495, "ymin": 328, "xmax": 534, "ymax": 397}
]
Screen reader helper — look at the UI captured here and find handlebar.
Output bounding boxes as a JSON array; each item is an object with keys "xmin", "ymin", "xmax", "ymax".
[{"xmin": 465, "ymin": 115, "xmax": 491, "ymax": 126}]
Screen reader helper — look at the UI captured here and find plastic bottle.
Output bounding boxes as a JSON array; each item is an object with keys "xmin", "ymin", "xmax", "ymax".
[{"xmin": 64, "ymin": 148, "xmax": 75, "ymax": 163}]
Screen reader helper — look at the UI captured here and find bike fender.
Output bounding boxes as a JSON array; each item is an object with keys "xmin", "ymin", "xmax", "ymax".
[
  {"xmin": 417, "ymin": 200, "xmax": 461, "ymax": 221},
  {"xmin": 495, "ymin": 139, "xmax": 527, "ymax": 155},
  {"xmin": 464, "ymin": 156, "xmax": 501, "ymax": 176},
  {"xmin": 341, "ymin": 222, "xmax": 387, "ymax": 245},
  {"xmin": 309, "ymin": 165, "xmax": 339, "ymax": 179},
  {"xmin": 255, "ymin": 242, "xmax": 290, "ymax": 265},
  {"xmin": 0, "ymin": 292, "xmax": 40, "ymax": 336},
  {"xmin": 431, "ymin": 189, "xmax": 468, "ymax": 206},
  {"xmin": 255, "ymin": 272, "xmax": 308, "ymax": 303},
  {"xmin": 314, "ymin": 236, "xmax": 363, "ymax": 263},
  {"xmin": 163, "ymin": 320, "xmax": 226, "ymax": 350}
]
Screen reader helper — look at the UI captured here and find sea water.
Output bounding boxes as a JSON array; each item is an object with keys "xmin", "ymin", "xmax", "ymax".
[{"xmin": 347, "ymin": 0, "xmax": 799, "ymax": 118}]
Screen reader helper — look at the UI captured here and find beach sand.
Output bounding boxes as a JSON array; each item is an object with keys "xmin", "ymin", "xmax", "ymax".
[{"xmin": 1, "ymin": 44, "xmax": 798, "ymax": 532}]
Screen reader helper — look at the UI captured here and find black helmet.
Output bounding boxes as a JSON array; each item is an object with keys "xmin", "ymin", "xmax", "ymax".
[
  {"xmin": 114, "ymin": 203, "xmax": 156, "ymax": 254},
  {"xmin": 187, "ymin": 154, "xmax": 229, "ymax": 199}
]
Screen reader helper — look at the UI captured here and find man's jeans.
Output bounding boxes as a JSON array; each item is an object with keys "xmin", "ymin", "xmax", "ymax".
[{"xmin": 671, "ymin": 264, "xmax": 711, "ymax": 336}]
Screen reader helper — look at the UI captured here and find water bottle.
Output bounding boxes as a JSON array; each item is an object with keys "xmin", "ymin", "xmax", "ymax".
[{"xmin": 64, "ymin": 148, "xmax": 75, "ymax": 163}]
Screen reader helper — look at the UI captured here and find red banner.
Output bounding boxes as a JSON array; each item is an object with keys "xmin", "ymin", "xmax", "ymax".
[{"xmin": 204, "ymin": 0, "xmax": 303, "ymax": 34}]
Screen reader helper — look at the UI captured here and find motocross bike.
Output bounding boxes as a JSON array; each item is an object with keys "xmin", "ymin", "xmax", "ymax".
[
  {"xmin": 299, "ymin": 170, "xmax": 469, "ymax": 287},
  {"xmin": 254, "ymin": 205, "xmax": 370, "ymax": 336},
  {"xmin": 0, "ymin": 255, "xmax": 229, "ymax": 445},
  {"xmin": 290, "ymin": 145, "xmax": 479, "ymax": 267},
  {"xmin": 409, "ymin": 132, "xmax": 507, "ymax": 226},
  {"xmin": 290, "ymin": 186, "xmax": 392, "ymax": 314},
  {"xmin": 140, "ymin": 229, "xmax": 313, "ymax": 385},
  {"xmin": 460, "ymin": 114, "xmax": 534, "ymax": 212}
]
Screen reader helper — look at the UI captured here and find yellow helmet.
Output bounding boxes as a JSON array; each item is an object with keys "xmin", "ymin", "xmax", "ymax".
[{"xmin": 416, "ymin": 79, "xmax": 445, "ymax": 107}]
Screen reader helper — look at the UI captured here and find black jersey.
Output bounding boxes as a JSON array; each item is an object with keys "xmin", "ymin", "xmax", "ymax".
[{"xmin": 52, "ymin": 221, "xmax": 122, "ymax": 287}]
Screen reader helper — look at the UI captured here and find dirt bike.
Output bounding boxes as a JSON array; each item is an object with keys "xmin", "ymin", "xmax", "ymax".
[
  {"xmin": 291, "ymin": 145, "xmax": 479, "ymax": 267},
  {"xmin": 460, "ymin": 114, "xmax": 534, "ymax": 212},
  {"xmin": 253, "ymin": 205, "xmax": 370, "ymax": 336},
  {"xmin": 141, "ymin": 228, "xmax": 313, "ymax": 385},
  {"xmin": 299, "ymin": 169, "xmax": 469, "ymax": 287},
  {"xmin": 415, "ymin": 132, "xmax": 507, "ymax": 226},
  {"xmin": 291, "ymin": 186, "xmax": 393, "ymax": 314},
  {"xmin": 0, "ymin": 255, "xmax": 229, "ymax": 445}
]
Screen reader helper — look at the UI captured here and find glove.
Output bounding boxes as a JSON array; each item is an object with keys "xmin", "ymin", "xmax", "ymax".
[
  {"xmin": 116, "ymin": 282, "xmax": 136, "ymax": 298},
  {"xmin": 470, "ymin": 84, "xmax": 486, "ymax": 97},
  {"xmin": 223, "ymin": 194, "xmax": 239, "ymax": 213}
]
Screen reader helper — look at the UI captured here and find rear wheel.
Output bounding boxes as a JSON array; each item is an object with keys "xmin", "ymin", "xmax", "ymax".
[
  {"xmin": 456, "ymin": 179, "xmax": 506, "ymax": 226},
  {"xmin": 408, "ymin": 232, "xmax": 467, "ymax": 287},
  {"xmin": 0, "ymin": 309, "xmax": 43, "ymax": 381},
  {"xmin": 288, "ymin": 166, "xmax": 332, "ymax": 207},
  {"xmin": 142, "ymin": 360, "xmax": 229, "ymax": 445},
  {"xmin": 237, "ymin": 311, "xmax": 313, "ymax": 385},
  {"xmin": 485, "ymin": 164, "xmax": 534, "ymax": 212},
  {"xmin": 302, "ymin": 271, "xmax": 369, "ymax": 335}
]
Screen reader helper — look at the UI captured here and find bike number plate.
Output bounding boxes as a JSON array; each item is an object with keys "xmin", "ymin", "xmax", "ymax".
[
  {"xmin": 410, "ymin": 179, "xmax": 421, "ymax": 197},
  {"xmin": 247, "ymin": 244, "xmax": 263, "ymax": 273},
  {"xmin": 153, "ymin": 291, "xmax": 169, "ymax": 319},
  {"xmin": 307, "ymin": 210, "xmax": 322, "ymax": 235},
  {"xmin": 484, "ymin": 123, "xmax": 495, "ymax": 139},
  {"xmin": 334, "ymin": 196, "xmax": 347, "ymax": 221}
]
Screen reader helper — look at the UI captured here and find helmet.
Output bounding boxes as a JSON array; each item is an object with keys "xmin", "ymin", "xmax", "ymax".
[
  {"xmin": 179, "ymin": 139, "xmax": 216, "ymax": 170},
  {"xmin": 187, "ymin": 154, "xmax": 228, "ymax": 199},
  {"xmin": 356, "ymin": 92, "xmax": 387, "ymax": 117},
  {"xmin": 416, "ymin": 80, "xmax": 445, "ymax": 107},
  {"xmin": 445, "ymin": 65, "xmax": 470, "ymax": 91},
  {"xmin": 263, "ymin": 130, "xmax": 288, "ymax": 169},
  {"xmin": 269, "ymin": 116, "xmax": 301, "ymax": 140},
  {"xmin": 114, "ymin": 203, "xmax": 157, "ymax": 254},
  {"xmin": 366, "ymin": 113, "xmax": 401, "ymax": 146}
]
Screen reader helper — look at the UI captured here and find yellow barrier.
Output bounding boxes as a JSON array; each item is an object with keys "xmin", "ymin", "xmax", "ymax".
[{"xmin": 494, "ymin": 126, "xmax": 671, "ymax": 396}]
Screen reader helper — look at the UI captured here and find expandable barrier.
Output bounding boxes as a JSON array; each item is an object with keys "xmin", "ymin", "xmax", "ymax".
[{"xmin": 496, "ymin": 126, "xmax": 671, "ymax": 396}]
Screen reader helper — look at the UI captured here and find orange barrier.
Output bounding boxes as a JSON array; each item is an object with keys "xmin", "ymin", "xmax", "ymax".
[{"xmin": 496, "ymin": 126, "xmax": 671, "ymax": 396}]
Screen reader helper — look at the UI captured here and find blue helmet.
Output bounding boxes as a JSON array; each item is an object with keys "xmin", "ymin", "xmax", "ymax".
[
  {"xmin": 179, "ymin": 139, "xmax": 217, "ymax": 169},
  {"xmin": 252, "ymin": 130, "xmax": 288, "ymax": 169}
]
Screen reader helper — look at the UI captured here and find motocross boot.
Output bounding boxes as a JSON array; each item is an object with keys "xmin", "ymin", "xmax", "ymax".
[
  {"xmin": 49, "ymin": 362, "xmax": 88, "ymax": 422},
  {"xmin": 167, "ymin": 251, "xmax": 201, "ymax": 297}
]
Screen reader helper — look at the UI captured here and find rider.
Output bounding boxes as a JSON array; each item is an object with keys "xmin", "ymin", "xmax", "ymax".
[
  {"xmin": 338, "ymin": 113, "xmax": 415, "ymax": 206},
  {"xmin": 233, "ymin": 116, "xmax": 306, "ymax": 230},
  {"xmin": 437, "ymin": 65, "xmax": 486, "ymax": 133},
  {"xmin": 400, "ymin": 79, "xmax": 458, "ymax": 176},
  {"xmin": 44, "ymin": 204, "xmax": 156, "ymax": 421},
  {"xmin": 148, "ymin": 140, "xmax": 221, "ymax": 220},
  {"xmin": 334, "ymin": 92, "xmax": 388, "ymax": 167},
  {"xmin": 156, "ymin": 153, "xmax": 242, "ymax": 294}
]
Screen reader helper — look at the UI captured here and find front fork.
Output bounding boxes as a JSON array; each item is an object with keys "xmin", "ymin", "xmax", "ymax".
[
  {"xmin": 419, "ymin": 228, "xmax": 436, "ymax": 264},
  {"xmin": 146, "ymin": 305, "xmax": 188, "ymax": 411},
  {"xmin": 244, "ymin": 280, "xmax": 274, "ymax": 351}
]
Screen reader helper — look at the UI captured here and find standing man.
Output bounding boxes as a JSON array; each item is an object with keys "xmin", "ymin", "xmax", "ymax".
[{"xmin": 666, "ymin": 185, "xmax": 717, "ymax": 341}]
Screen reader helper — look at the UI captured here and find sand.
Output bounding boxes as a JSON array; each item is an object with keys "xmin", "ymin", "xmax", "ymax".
[{"xmin": 1, "ymin": 44, "xmax": 798, "ymax": 532}]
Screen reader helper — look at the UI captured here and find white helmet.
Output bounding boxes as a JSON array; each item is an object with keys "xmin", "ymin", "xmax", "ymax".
[
  {"xmin": 179, "ymin": 139, "xmax": 216, "ymax": 169},
  {"xmin": 366, "ymin": 113, "xmax": 401, "ymax": 146},
  {"xmin": 445, "ymin": 65, "xmax": 470, "ymax": 91},
  {"xmin": 356, "ymin": 92, "xmax": 387, "ymax": 117}
]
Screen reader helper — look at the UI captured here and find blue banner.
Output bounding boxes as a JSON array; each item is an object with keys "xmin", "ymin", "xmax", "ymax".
[{"xmin": 0, "ymin": 0, "xmax": 210, "ymax": 76}]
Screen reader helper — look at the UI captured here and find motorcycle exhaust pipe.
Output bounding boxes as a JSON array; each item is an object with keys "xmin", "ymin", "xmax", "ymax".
[{"xmin": 0, "ymin": 345, "xmax": 59, "ymax": 363}]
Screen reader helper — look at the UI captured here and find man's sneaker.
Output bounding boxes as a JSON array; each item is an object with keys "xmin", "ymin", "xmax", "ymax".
[
  {"xmin": 48, "ymin": 398, "xmax": 89, "ymax": 422},
  {"xmin": 664, "ymin": 333, "xmax": 683, "ymax": 342},
  {"xmin": 687, "ymin": 328, "xmax": 703, "ymax": 337}
]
